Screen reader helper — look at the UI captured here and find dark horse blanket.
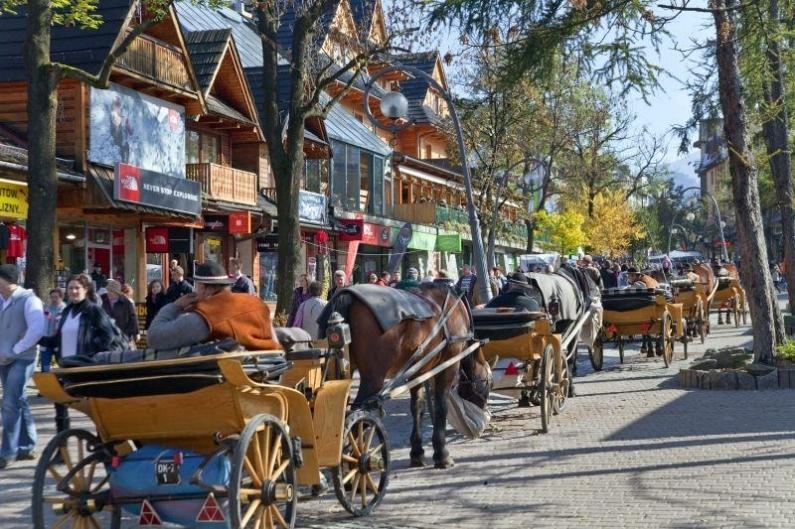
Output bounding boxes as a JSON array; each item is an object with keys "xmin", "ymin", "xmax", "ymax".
[{"xmin": 317, "ymin": 284, "xmax": 436, "ymax": 335}]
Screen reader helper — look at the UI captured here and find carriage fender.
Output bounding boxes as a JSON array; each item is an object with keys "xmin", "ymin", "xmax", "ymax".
[
  {"xmin": 32, "ymin": 372, "xmax": 91, "ymax": 415},
  {"xmin": 312, "ymin": 380, "xmax": 354, "ymax": 468}
]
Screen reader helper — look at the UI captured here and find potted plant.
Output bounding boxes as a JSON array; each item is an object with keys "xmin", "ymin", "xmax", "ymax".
[{"xmin": 775, "ymin": 340, "xmax": 795, "ymax": 369}]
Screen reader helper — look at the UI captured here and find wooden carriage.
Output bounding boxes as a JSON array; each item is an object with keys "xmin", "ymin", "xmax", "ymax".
[
  {"xmin": 31, "ymin": 348, "xmax": 389, "ymax": 529},
  {"xmin": 711, "ymin": 276, "xmax": 747, "ymax": 326},
  {"xmin": 670, "ymin": 278, "xmax": 715, "ymax": 355},
  {"xmin": 597, "ymin": 288, "xmax": 683, "ymax": 367},
  {"xmin": 472, "ymin": 309, "xmax": 569, "ymax": 434}
]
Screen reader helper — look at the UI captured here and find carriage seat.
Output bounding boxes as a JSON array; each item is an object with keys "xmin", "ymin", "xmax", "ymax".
[
  {"xmin": 472, "ymin": 309, "xmax": 547, "ymax": 341},
  {"xmin": 669, "ymin": 279, "xmax": 695, "ymax": 291},
  {"xmin": 601, "ymin": 287, "xmax": 669, "ymax": 312},
  {"xmin": 717, "ymin": 276, "xmax": 734, "ymax": 290}
]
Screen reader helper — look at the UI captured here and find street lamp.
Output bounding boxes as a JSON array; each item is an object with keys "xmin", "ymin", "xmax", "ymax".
[
  {"xmin": 678, "ymin": 187, "xmax": 730, "ymax": 262},
  {"xmin": 362, "ymin": 60, "xmax": 492, "ymax": 302}
]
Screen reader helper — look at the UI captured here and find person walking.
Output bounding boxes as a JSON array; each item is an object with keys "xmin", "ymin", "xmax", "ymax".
[
  {"xmin": 40, "ymin": 288, "xmax": 66, "ymax": 373},
  {"xmin": 0, "ymin": 264, "xmax": 46, "ymax": 469},
  {"xmin": 229, "ymin": 258, "xmax": 256, "ymax": 295},
  {"xmin": 165, "ymin": 266, "xmax": 194, "ymax": 302},
  {"xmin": 327, "ymin": 270, "xmax": 346, "ymax": 300},
  {"xmin": 287, "ymin": 274, "xmax": 311, "ymax": 327},
  {"xmin": 145, "ymin": 280, "xmax": 167, "ymax": 330},
  {"xmin": 456, "ymin": 264, "xmax": 478, "ymax": 304},
  {"xmin": 294, "ymin": 281, "xmax": 328, "ymax": 339},
  {"xmin": 395, "ymin": 267, "xmax": 421, "ymax": 291},
  {"xmin": 102, "ymin": 279, "xmax": 139, "ymax": 347},
  {"xmin": 39, "ymin": 274, "xmax": 129, "ymax": 436}
]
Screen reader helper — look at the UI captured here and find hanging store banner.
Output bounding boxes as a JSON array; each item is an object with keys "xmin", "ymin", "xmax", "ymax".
[
  {"xmin": 436, "ymin": 233, "xmax": 462, "ymax": 253},
  {"xmin": 202, "ymin": 215, "xmax": 227, "ymax": 233},
  {"xmin": 0, "ymin": 180, "xmax": 28, "ymax": 220},
  {"xmin": 89, "ymin": 83, "xmax": 186, "ymax": 178},
  {"xmin": 229, "ymin": 212, "xmax": 251, "ymax": 235},
  {"xmin": 298, "ymin": 190, "xmax": 327, "ymax": 224},
  {"xmin": 256, "ymin": 234, "xmax": 279, "ymax": 252},
  {"xmin": 337, "ymin": 218, "xmax": 364, "ymax": 241},
  {"xmin": 407, "ymin": 230, "xmax": 436, "ymax": 251},
  {"xmin": 387, "ymin": 223, "xmax": 412, "ymax": 274},
  {"xmin": 362, "ymin": 222, "xmax": 393, "ymax": 247},
  {"xmin": 145, "ymin": 227, "xmax": 169, "ymax": 253},
  {"xmin": 114, "ymin": 162, "xmax": 201, "ymax": 216}
]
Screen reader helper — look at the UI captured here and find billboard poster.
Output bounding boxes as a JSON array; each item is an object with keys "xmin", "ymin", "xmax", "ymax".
[
  {"xmin": 114, "ymin": 163, "xmax": 201, "ymax": 216},
  {"xmin": 387, "ymin": 223, "xmax": 412, "ymax": 274},
  {"xmin": 298, "ymin": 190, "xmax": 327, "ymax": 224},
  {"xmin": 89, "ymin": 83, "xmax": 186, "ymax": 178}
]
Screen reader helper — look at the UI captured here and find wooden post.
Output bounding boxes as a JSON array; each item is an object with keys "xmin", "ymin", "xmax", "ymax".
[
  {"xmin": 75, "ymin": 82, "xmax": 87, "ymax": 173},
  {"xmin": 136, "ymin": 222, "xmax": 146, "ymax": 302}
]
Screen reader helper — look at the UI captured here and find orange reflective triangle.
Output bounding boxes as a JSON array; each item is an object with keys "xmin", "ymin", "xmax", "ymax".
[
  {"xmin": 504, "ymin": 362, "xmax": 519, "ymax": 376},
  {"xmin": 138, "ymin": 499, "xmax": 162, "ymax": 526},
  {"xmin": 196, "ymin": 492, "xmax": 226, "ymax": 522}
]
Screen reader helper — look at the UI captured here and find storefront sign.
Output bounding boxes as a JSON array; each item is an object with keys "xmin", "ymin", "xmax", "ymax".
[
  {"xmin": 256, "ymin": 234, "xmax": 279, "ymax": 252},
  {"xmin": 298, "ymin": 190, "xmax": 327, "ymax": 224},
  {"xmin": 337, "ymin": 218, "xmax": 363, "ymax": 241},
  {"xmin": 203, "ymin": 215, "xmax": 227, "ymax": 232},
  {"xmin": 387, "ymin": 223, "xmax": 412, "ymax": 274},
  {"xmin": 229, "ymin": 212, "xmax": 251, "ymax": 234},
  {"xmin": 146, "ymin": 227, "xmax": 169, "ymax": 253},
  {"xmin": 114, "ymin": 163, "xmax": 201, "ymax": 216},
  {"xmin": 362, "ymin": 223, "xmax": 393, "ymax": 247},
  {"xmin": 407, "ymin": 230, "xmax": 437, "ymax": 251},
  {"xmin": 0, "ymin": 180, "xmax": 28, "ymax": 220},
  {"xmin": 436, "ymin": 233, "xmax": 462, "ymax": 253}
]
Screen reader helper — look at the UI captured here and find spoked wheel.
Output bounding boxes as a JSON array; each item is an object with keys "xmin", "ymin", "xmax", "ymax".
[
  {"xmin": 32, "ymin": 428, "xmax": 120, "ymax": 529},
  {"xmin": 229, "ymin": 413, "xmax": 297, "ymax": 529},
  {"xmin": 617, "ymin": 336, "xmax": 625, "ymax": 364},
  {"xmin": 539, "ymin": 344, "xmax": 555, "ymax": 433},
  {"xmin": 332, "ymin": 410, "xmax": 390, "ymax": 516},
  {"xmin": 658, "ymin": 315, "xmax": 674, "ymax": 368},
  {"xmin": 589, "ymin": 335, "xmax": 604, "ymax": 372},
  {"xmin": 552, "ymin": 346, "xmax": 570, "ymax": 415}
]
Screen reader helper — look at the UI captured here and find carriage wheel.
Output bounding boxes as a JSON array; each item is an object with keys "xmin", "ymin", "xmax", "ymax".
[
  {"xmin": 332, "ymin": 411, "xmax": 391, "ymax": 516},
  {"xmin": 617, "ymin": 336, "xmax": 625, "ymax": 364},
  {"xmin": 539, "ymin": 345, "xmax": 555, "ymax": 433},
  {"xmin": 552, "ymin": 346, "xmax": 570, "ymax": 415},
  {"xmin": 658, "ymin": 315, "xmax": 674, "ymax": 368},
  {"xmin": 229, "ymin": 413, "xmax": 297, "ymax": 529},
  {"xmin": 32, "ymin": 428, "xmax": 121, "ymax": 529},
  {"xmin": 589, "ymin": 336, "xmax": 604, "ymax": 372}
]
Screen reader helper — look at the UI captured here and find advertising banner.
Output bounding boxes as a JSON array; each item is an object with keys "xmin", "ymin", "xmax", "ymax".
[
  {"xmin": 407, "ymin": 230, "xmax": 436, "ymax": 251},
  {"xmin": 0, "ymin": 180, "xmax": 28, "ymax": 220},
  {"xmin": 89, "ymin": 83, "xmax": 186, "ymax": 178},
  {"xmin": 114, "ymin": 163, "xmax": 201, "ymax": 216},
  {"xmin": 298, "ymin": 190, "xmax": 327, "ymax": 224},
  {"xmin": 145, "ymin": 227, "xmax": 169, "ymax": 253},
  {"xmin": 337, "ymin": 218, "xmax": 364, "ymax": 241},
  {"xmin": 387, "ymin": 223, "xmax": 412, "ymax": 274},
  {"xmin": 362, "ymin": 222, "xmax": 393, "ymax": 247},
  {"xmin": 256, "ymin": 234, "xmax": 279, "ymax": 252},
  {"xmin": 229, "ymin": 212, "xmax": 251, "ymax": 234},
  {"xmin": 436, "ymin": 233, "xmax": 462, "ymax": 252}
]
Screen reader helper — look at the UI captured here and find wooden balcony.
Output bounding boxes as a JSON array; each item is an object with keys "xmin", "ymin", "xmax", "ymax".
[
  {"xmin": 117, "ymin": 32, "xmax": 191, "ymax": 91},
  {"xmin": 393, "ymin": 202, "xmax": 437, "ymax": 224},
  {"xmin": 186, "ymin": 163, "xmax": 257, "ymax": 206}
]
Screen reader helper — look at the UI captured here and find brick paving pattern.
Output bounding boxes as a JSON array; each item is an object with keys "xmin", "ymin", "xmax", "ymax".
[{"xmin": 3, "ymin": 308, "xmax": 795, "ymax": 528}]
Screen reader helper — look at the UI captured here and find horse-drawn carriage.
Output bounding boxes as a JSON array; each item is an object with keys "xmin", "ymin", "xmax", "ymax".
[
  {"xmin": 31, "ymin": 334, "xmax": 390, "ymax": 529},
  {"xmin": 471, "ymin": 267, "xmax": 601, "ymax": 433},
  {"xmin": 596, "ymin": 286, "xmax": 684, "ymax": 368},
  {"xmin": 710, "ymin": 264, "xmax": 747, "ymax": 326}
]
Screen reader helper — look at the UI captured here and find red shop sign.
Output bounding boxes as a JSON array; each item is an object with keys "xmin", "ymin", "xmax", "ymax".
[
  {"xmin": 229, "ymin": 212, "xmax": 251, "ymax": 235},
  {"xmin": 362, "ymin": 222, "xmax": 392, "ymax": 247},
  {"xmin": 145, "ymin": 227, "xmax": 169, "ymax": 253}
]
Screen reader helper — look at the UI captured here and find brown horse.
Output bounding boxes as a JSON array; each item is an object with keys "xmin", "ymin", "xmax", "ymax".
[{"xmin": 339, "ymin": 284, "xmax": 491, "ymax": 469}]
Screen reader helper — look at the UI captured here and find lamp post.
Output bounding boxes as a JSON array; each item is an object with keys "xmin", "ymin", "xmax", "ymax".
[
  {"xmin": 678, "ymin": 187, "xmax": 730, "ymax": 262},
  {"xmin": 667, "ymin": 223, "xmax": 691, "ymax": 253},
  {"xmin": 362, "ymin": 61, "xmax": 492, "ymax": 302}
]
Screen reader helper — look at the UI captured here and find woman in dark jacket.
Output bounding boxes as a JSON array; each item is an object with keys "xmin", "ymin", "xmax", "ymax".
[
  {"xmin": 39, "ymin": 274, "xmax": 128, "ymax": 434},
  {"xmin": 145, "ymin": 279, "xmax": 167, "ymax": 329},
  {"xmin": 286, "ymin": 274, "xmax": 310, "ymax": 326}
]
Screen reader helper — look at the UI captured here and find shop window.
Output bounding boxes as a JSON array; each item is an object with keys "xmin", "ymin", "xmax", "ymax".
[
  {"xmin": 372, "ymin": 156, "xmax": 384, "ymax": 215},
  {"xmin": 331, "ymin": 141, "xmax": 347, "ymax": 206},
  {"xmin": 57, "ymin": 225, "xmax": 86, "ymax": 283},
  {"xmin": 186, "ymin": 130, "xmax": 200, "ymax": 164},
  {"xmin": 305, "ymin": 159, "xmax": 321, "ymax": 193},
  {"xmin": 360, "ymin": 152, "xmax": 371, "ymax": 212},
  {"xmin": 424, "ymin": 144, "xmax": 433, "ymax": 159},
  {"xmin": 346, "ymin": 145, "xmax": 360, "ymax": 211},
  {"xmin": 186, "ymin": 129, "xmax": 219, "ymax": 164},
  {"xmin": 259, "ymin": 252, "xmax": 278, "ymax": 301},
  {"xmin": 383, "ymin": 163, "xmax": 393, "ymax": 215},
  {"xmin": 204, "ymin": 235, "xmax": 224, "ymax": 263},
  {"xmin": 202, "ymin": 134, "xmax": 219, "ymax": 164}
]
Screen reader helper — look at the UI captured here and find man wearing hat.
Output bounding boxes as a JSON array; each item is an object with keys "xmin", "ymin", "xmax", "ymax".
[
  {"xmin": 147, "ymin": 262, "xmax": 279, "ymax": 351},
  {"xmin": 627, "ymin": 267, "xmax": 659, "ymax": 289},
  {"xmin": 485, "ymin": 272, "xmax": 541, "ymax": 312},
  {"xmin": 0, "ymin": 264, "xmax": 46, "ymax": 468},
  {"xmin": 394, "ymin": 267, "xmax": 421, "ymax": 291}
]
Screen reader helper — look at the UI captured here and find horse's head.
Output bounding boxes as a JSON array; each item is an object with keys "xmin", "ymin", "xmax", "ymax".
[{"xmin": 459, "ymin": 347, "xmax": 492, "ymax": 409}]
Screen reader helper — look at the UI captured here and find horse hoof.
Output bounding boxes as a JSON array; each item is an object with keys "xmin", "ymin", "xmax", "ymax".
[
  {"xmin": 434, "ymin": 458, "xmax": 455, "ymax": 469},
  {"xmin": 409, "ymin": 457, "xmax": 426, "ymax": 468}
]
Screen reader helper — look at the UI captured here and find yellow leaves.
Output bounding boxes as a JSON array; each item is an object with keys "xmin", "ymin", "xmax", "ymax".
[
  {"xmin": 534, "ymin": 209, "xmax": 587, "ymax": 255},
  {"xmin": 581, "ymin": 189, "xmax": 643, "ymax": 258}
]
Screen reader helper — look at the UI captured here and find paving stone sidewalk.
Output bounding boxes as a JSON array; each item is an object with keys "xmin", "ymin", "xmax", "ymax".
[{"xmin": 3, "ymin": 312, "xmax": 795, "ymax": 528}]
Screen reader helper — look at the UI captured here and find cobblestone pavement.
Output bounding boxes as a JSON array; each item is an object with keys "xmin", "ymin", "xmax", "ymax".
[{"xmin": 3, "ymin": 305, "xmax": 795, "ymax": 528}]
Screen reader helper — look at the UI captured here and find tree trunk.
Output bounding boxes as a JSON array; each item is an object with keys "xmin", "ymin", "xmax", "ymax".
[
  {"xmin": 761, "ymin": 0, "xmax": 795, "ymax": 312},
  {"xmin": 525, "ymin": 218, "xmax": 535, "ymax": 253},
  {"xmin": 24, "ymin": 0, "xmax": 58, "ymax": 298},
  {"xmin": 712, "ymin": 0, "xmax": 784, "ymax": 362},
  {"xmin": 486, "ymin": 227, "xmax": 496, "ymax": 270}
]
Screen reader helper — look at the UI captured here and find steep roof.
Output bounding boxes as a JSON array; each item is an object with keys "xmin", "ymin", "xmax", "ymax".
[
  {"xmin": 324, "ymin": 95, "xmax": 390, "ymax": 156},
  {"xmin": 349, "ymin": 0, "xmax": 376, "ymax": 38},
  {"xmin": 0, "ymin": 0, "xmax": 134, "ymax": 83},
  {"xmin": 184, "ymin": 29, "xmax": 232, "ymax": 93},
  {"xmin": 392, "ymin": 51, "xmax": 444, "ymax": 125}
]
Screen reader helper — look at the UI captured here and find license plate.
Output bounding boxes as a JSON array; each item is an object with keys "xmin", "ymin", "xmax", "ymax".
[{"xmin": 155, "ymin": 459, "xmax": 181, "ymax": 485}]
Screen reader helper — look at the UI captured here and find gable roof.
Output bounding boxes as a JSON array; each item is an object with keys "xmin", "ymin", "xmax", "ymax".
[
  {"xmin": 324, "ymin": 96, "xmax": 390, "ymax": 156},
  {"xmin": 392, "ymin": 51, "xmax": 445, "ymax": 125},
  {"xmin": 184, "ymin": 29, "xmax": 232, "ymax": 93},
  {"xmin": 0, "ymin": 0, "xmax": 134, "ymax": 83}
]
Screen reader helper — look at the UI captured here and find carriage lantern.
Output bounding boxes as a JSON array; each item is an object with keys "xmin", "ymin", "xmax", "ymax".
[{"xmin": 326, "ymin": 312, "xmax": 351, "ymax": 349}]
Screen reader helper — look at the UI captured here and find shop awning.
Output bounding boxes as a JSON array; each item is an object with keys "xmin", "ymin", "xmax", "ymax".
[{"xmin": 88, "ymin": 165, "xmax": 202, "ymax": 222}]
